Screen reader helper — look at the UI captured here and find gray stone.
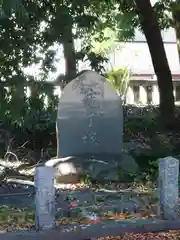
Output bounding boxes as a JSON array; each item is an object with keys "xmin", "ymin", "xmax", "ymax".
[
  {"xmin": 0, "ymin": 165, "xmax": 5, "ymax": 180},
  {"xmin": 119, "ymin": 153, "xmax": 139, "ymax": 173},
  {"xmin": 45, "ymin": 156, "xmax": 83, "ymax": 184},
  {"xmin": 56, "ymin": 70, "xmax": 123, "ymax": 157},
  {"xmin": 159, "ymin": 156, "xmax": 179, "ymax": 220},
  {"xmin": 84, "ymin": 153, "xmax": 139, "ymax": 181},
  {"xmin": 34, "ymin": 166, "xmax": 56, "ymax": 230},
  {"xmin": 45, "ymin": 156, "xmax": 119, "ymax": 183},
  {"xmin": 45, "ymin": 152, "xmax": 139, "ymax": 183}
]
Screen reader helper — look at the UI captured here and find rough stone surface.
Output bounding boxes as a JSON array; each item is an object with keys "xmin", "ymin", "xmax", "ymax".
[
  {"xmin": 45, "ymin": 153, "xmax": 139, "ymax": 183},
  {"xmin": 45, "ymin": 156, "xmax": 83, "ymax": 184},
  {"xmin": 56, "ymin": 70, "xmax": 123, "ymax": 157},
  {"xmin": 119, "ymin": 153, "xmax": 139, "ymax": 173},
  {"xmin": 34, "ymin": 166, "xmax": 56, "ymax": 230},
  {"xmin": 159, "ymin": 156, "xmax": 179, "ymax": 220}
]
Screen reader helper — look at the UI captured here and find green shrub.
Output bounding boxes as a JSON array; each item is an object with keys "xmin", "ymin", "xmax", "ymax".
[{"xmin": 105, "ymin": 67, "xmax": 131, "ymax": 102}]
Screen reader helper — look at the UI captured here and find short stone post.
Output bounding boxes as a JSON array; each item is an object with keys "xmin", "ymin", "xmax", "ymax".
[
  {"xmin": 159, "ymin": 157, "xmax": 179, "ymax": 220},
  {"xmin": 34, "ymin": 166, "xmax": 55, "ymax": 230}
]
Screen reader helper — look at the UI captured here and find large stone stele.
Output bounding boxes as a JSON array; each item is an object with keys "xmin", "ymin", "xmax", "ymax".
[{"xmin": 56, "ymin": 70, "xmax": 123, "ymax": 158}]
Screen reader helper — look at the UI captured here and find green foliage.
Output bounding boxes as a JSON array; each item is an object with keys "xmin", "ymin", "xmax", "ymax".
[
  {"xmin": 123, "ymin": 105, "xmax": 180, "ymax": 183},
  {"xmin": 0, "ymin": 80, "xmax": 58, "ymax": 154},
  {"xmin": 0, "ymin": 0, "xmax": 140, "ymax": 122},
  {"xmin": 105, "ymin": 68, "xmax": 131, "ymax": 101},
  {"xmin": 91, "ymin": 28, "xmax": 119, "ymax": 55},
  {"xmin": 0, "ymin": 0, "xmax": 176, "ymax": 122},
  {"xmin": 0, "ymin": 0, "xmax": 27, "ymax": 19}
]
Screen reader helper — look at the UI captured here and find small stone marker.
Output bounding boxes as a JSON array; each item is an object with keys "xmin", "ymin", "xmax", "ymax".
[
  {"xmin": 34, "ymin": 166, "xmax": 55, "ymax": 230},
  {"xmin": 159, "ymin": 157, "xmax": 179, "ymax": 220}
]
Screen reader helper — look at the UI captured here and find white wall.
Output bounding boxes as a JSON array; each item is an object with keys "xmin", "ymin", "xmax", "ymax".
[{"xmin": 105, "ymin": 28, "xmax": 180, "ymax": 75}]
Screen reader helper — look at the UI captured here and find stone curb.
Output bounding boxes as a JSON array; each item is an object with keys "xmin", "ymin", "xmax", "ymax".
[{"xmin": 1, "ymin": 219, "xmax": 180, "ymax": 240}]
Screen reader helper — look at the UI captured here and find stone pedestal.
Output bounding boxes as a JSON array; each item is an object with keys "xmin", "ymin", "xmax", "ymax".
[
  {"xmin": 34, "ymin": 166, "xmax": 56, "ymax": 230},
  {"xmin": 159, "ymin": 157, "xmax": 179, "ymax": 220}
]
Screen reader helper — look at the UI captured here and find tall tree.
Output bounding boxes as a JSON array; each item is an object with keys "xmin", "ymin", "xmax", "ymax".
[
  {"xmin": 134, "ymin": 0, "xmax": 175, "ymax": 127},
  {"xmin": 153, "ymin": 0, "xmax": 180, "ymax": 63}
]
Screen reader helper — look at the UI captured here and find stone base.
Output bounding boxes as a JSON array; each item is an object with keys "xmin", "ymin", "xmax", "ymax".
[
  {"xmin": 45, "ymin": 153, "xmax": 139, "ymax": 184},
  {"xmin": 55, "ymin": 173, "xmax": 82, "ymax": 184},
  {"xmin": 45, "ymin": 156, "xmax": 83, "ymax": 184}
]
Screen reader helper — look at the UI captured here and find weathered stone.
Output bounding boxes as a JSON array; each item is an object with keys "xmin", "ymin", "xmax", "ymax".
[
  {"xmin": 119, "ymin": 153, "xmax": 139, "ymax": 173},
  {"xmin": 45, "ymin": 156, "xmax": 117, "ymax": 183},
  {"xmin": 34, "ymin": 166, "xmax": 55, "ymax": 230},
  {"xmin": 45, "ymin": 156, "xmax": 83, "ymax": 184},
  {"xmin": 159, "ymin": 156, "xmax": 179, "ymax": 220},
  {"xmin": 45, "ymin": 152, "xmax": 138, "ymax": 183},
  {"xmin": 56, "ymin": 70, "xmax": 123, "ymax": 157},
  {"xmin": 47, "ymin": 70, "xmax": 143, "ymax": 183},
  {"xmin": 0, "ymin": 165, "xmax": 5, "ymax": 180}
]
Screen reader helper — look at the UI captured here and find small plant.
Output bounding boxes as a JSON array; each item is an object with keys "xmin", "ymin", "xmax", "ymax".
[
  {"xmin": 105, "ymin": 67, "xmax": 132, "ymax": 102},
  {"xmin": 80, "ymin": 173, "xmax": 92, "ymax": 186}
]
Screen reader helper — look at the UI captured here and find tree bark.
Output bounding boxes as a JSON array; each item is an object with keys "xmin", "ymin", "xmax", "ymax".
[
  {"xmin": 62, "ymin": 18, "xmax": 77, "ymax": 85},
  {"xmin": 134, "ymin": 0, "xmax": 175, "ymax": 127}
]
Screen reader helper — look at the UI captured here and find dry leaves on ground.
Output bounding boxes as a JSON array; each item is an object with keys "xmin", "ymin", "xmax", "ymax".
[{"xmin": 97, "ymin": 230, "xmax": 180, "ymax": 240}]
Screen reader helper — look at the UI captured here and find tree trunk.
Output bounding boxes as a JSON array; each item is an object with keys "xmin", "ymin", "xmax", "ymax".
[
  {"xmin": 56, "ymin": 15, "xmax": 77, "ymax": 157},
  {"xmin": 62, "ymin": 18, "xmax": 77, "ymax": 85},
  {"xmin": 135, "ymin": 0, "xmax": 175, "ymax": 127}
]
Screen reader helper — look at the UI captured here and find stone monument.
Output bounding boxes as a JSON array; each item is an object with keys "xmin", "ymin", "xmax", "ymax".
[
  {"xmin": 45, "ymin": 70, "xmax": 128, "ymax": 183},
  {"xmin": 56, "ymin": 70, "xmax": 123, "ymax": 158}
]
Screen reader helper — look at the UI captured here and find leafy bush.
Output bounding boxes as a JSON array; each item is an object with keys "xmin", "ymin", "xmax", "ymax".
[{"xmin": 105, "ymin": 67, "xmax": 132, "ymax": 102}]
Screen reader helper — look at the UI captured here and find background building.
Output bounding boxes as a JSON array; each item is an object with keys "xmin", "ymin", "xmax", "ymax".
[{"xmin": 106, "ymin": 28, "xmax": 180, "ymax": 105}]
